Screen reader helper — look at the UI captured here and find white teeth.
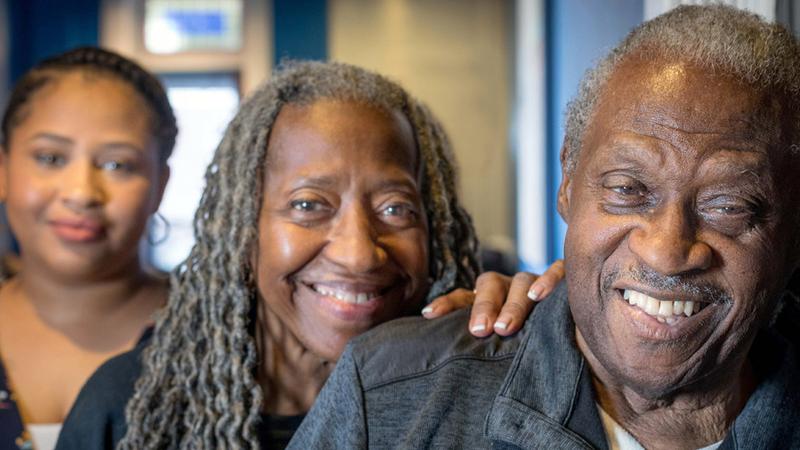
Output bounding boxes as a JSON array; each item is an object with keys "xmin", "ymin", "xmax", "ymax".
[
  {"xmin": 645, "ymin": 297, "xmax": 660, "ymax": 315},
  {"xmin": 312, "ymin": 285, "xmax": 378, "ymax": 304},
  {"xmin": 657, "ymin": 300, "xmax": 673, "ymax": 316},
  {"xmin": 623, "ymin": 290, "xmax": 705, "ymax": 323}
]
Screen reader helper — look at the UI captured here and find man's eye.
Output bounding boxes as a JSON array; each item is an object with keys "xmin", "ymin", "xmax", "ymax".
[
  {"xmin": 34, "ymin": 152, "xmax": 66, "ymax": 167},
  {"xmin": 611, "ymin": 185, "xmax": 644, "ymax": 196}
]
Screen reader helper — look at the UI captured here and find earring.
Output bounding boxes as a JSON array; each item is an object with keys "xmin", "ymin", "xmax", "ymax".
[{"xmin": 147, "ymin": 212, "xmax": 170, "ymax": 246}]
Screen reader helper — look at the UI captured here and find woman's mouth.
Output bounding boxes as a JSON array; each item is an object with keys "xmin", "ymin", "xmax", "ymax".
[
  {"xmin": 310, "ymin": 284, "xmax": 382, "ymax": 304},
  {"xmin": 50, "ymin": 219, "xmax": 106, "ymax": 243}
]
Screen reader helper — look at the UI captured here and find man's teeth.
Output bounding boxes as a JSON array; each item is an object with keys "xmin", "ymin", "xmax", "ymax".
[
  {"xmin": 623, "ymin": 289, "xmax": 702, "ymax": 322},
  {"xmin": 313, "ymin": 285, "xmax": 378, "ymax": 304}
]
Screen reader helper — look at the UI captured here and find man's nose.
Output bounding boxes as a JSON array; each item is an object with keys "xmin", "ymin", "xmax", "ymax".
[
  {"xmin": 324, "ymin": 204, "xmax": 388, "ymax": 273},
  {"xmin": 61, "ymin": 161, "xmax": 105, "ymax": 209},
  {"xmin": 627, "ymin": 203, "xmax": 712, "ymax": 276}
]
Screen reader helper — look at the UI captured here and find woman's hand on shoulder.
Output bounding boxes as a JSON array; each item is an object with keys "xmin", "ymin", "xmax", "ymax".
[{"xmin": 422, "ymin": 260, "xmax": 565, "ymax": 337}]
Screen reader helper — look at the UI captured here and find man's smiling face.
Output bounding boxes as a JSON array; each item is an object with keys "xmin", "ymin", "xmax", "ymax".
[{"xmin": 559, "ymin": 56, "xmax": 798, "ymax": 398}]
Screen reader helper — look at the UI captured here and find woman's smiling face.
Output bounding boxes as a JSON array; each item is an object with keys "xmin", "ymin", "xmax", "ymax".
[
  {"xmin": 0, "ymin": 71, "xmax": 167, "ymax": 280},
  {"xmin": 254, "ymin": 99, "xmax": 430, "ymax": 361}
]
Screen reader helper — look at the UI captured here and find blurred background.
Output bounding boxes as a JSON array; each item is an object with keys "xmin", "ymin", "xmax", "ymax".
[{"xmin": 0, "ymin": 0, "xmax": 797, "ymax": 274}]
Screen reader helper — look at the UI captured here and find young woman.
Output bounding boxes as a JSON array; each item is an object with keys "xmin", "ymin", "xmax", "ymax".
[
  {"xmin": 0, "ymin": 47, "xmax": 176, "ymax": 450},
  {"xmin": 57, "ymin": 61, "xmax": 564, "ymax": 449}
]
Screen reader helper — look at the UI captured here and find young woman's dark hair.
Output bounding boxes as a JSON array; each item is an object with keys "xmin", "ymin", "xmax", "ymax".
[{"xmin": 1, "ymin": 46, "xmax": 177, "ymax": 163}]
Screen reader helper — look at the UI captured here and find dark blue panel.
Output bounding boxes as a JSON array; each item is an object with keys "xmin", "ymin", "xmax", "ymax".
[
  {"xmin": 8, "ymin": 0, "xmax": 100, "ymax": 83},
  {"xmin": 544, "ymin": 0, "xmax": 643, "ymax": 261},
  {"xmin": 273, "ymin": 0, "xmax": 327, "ymax": 65}
]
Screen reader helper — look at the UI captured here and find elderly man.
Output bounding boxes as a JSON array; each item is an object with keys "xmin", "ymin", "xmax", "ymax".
[{"xmin": 290, "ymin": 5, "xmax": 800, "ymax": 449}]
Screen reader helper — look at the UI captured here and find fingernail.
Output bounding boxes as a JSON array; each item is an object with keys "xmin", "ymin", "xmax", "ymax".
[
  {"xmin": 471, "ymin": 323, "xmax": 486, "ymax": 332},
  {"xmin": 422, "ymin": 306, "xmax": 434, "ymax": 315},
  {"xmin": 494, "ymin": 321, "xmax": 508, "ymax": 330},
  {"xmin": 528, "ymin": 286, "xmax": 540, "ymax": 301},
  {"xmin": 472, "ymin": 289, "xmax": 477, "ymax": 294}
]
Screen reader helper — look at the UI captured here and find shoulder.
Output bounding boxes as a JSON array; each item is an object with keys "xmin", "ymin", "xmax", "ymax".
[
  {"xmin": 81, "ymin": 344, "xmax": 145, "ymax": 404},
  {"xmin": 348, "ymin": 308, "xmax": 524, "ymax": 390},
  {"xmin": 56, "ymin": 342, "xmax": 147, "ymax": 449}
]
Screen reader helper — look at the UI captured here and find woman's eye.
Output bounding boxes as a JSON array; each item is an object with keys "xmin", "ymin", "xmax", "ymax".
[
  {"xmin": 34, "ymin": 152, "xmax": 66, "ymax": 168},
  {"xmin": 381, "ymin": 204, "xmax": 413, "ymax": 217},
  {"xmin": 378, "ymin": 202, "xmax": 418, "ymax": 226},
  {"xmin": 99, "ymin": 160, "xmax": 133, "ymax": 172},
  {"xmin": 290, "ymin": 199, "xmax": 324, "ymax": 212}
]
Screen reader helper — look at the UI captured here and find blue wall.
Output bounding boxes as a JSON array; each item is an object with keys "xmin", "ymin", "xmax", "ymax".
[
  {"xmin": 8, "ymin": 0, "xmax": 100, "ymax": 83},
  {"xmin": 272, "ymin": 0, "xmax": 328, "ymax": 65},
  {"xmin": 545, "ymin": 0, "xmax": 643, "ymax": 260}
]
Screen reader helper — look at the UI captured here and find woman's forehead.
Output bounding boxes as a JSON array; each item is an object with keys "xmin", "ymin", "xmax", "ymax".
[{"xmin": 264, "ymin": 99, "xmax": 419, "ymax": 177}]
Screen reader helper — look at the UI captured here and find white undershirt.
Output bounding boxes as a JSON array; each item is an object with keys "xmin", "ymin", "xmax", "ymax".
[
  {"xmin": 27, "ymin": 423, "xmax": 61, "ymax": 450},
  {"xmin": 597, "ymin": 405, "xmax": 722, "ymax": 450}
]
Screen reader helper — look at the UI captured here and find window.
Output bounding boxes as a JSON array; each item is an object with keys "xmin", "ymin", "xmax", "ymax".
[
  {"xmin": 144, "ymin": 0, "xmax": 243, "ymax": 53},
  {"xmin": 148, "ymin": 73, "xmax": 240, "ymax": 270}
]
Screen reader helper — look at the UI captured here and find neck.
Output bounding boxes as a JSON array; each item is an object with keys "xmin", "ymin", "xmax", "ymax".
[
  {"xmin": 256, "ymin": 303, "xmax": 334, "ymax": 416},
  {"xmin": 579, "ymin": 331, "xmax": 756, "ymax": 450},
  {"xmin": 15, "ymin": 256, "xmax": 153, "ymax": 326}
]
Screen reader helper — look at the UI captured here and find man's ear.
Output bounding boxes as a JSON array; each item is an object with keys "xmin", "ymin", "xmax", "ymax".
[{"xmin": 556, "ymin": 143, "xmax": 572, "ymax": 223}]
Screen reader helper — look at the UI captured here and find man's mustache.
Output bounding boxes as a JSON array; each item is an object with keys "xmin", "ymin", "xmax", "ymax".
[{"xmin": 602, "ymin": 266, "xmax": 733, "ymax": 305}]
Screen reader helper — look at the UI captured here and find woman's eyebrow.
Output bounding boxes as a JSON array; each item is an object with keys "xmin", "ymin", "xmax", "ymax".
[
  {"xmin": 98, "ymin": 142, "xmax": 145, "ymax": 153},
  {"xmin": 27, "ymin": 132, "xmax": 72, "ymax": 145},
  {"xmin": 373, "ymin": 178, "xmax": 418, "ymax": 193},
  {"xmin": 288, "ymin": 175, "xmax": 339, "ymax": 189}
]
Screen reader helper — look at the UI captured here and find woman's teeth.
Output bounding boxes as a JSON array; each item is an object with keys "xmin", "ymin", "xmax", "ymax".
[
  {"xmin": 313, "ymin": 285, "xmax": 379, "ymax": 304},
  {"xmin": 623, "ymin": 289, "xmax": 703, "ymax": 324}
]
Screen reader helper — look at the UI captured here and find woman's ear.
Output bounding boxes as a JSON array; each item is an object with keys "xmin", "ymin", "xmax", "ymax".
[{"xmin": 0, "ymin": 147, "xmax": 7, "ymax": 202}]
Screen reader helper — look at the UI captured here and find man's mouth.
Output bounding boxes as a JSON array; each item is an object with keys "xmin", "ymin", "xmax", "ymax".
[
  {"xmin": 622, "ymin": 289, "xmax": 708, "ymax": 325},
  {"xmin": 309, "ymin": 284, "xmax": 383, "ymax": 304}
]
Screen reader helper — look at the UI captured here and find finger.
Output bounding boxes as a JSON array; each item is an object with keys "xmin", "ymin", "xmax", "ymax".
[
  {"xmin": 493, "ymin": 272, "xmax": 539, "ymax": 336},
  {"xmin": 469, "ymin": 272, "xmax": 511, "ymax": 337},
  {"xmin": 423, "ymin": 288, "xmax": 475, "ymax": 319},
  {"xmin": 527, "ymin": 259, "xmax": 565, "ymax": 301}
]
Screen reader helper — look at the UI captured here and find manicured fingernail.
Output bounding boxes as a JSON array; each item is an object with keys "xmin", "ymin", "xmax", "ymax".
[
  {"xmin": 528, "ymin": 286, "xmax": 540, "ymax": 301},
  {"xmin": 422, "ymin": 306, "xmax": 434, "ymax": 315},
  {"xmin": 494, "ymin": 321, "xmax": 508, "ymax": 330},
  {"xmin": 471, "ymin": 323, "xmax": 486, "ymax": 332}
]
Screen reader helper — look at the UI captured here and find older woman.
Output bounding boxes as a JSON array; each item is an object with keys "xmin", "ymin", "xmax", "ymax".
[{"xmin": 56, "ymin": 61, "xmax": 562, "ymax": 449}]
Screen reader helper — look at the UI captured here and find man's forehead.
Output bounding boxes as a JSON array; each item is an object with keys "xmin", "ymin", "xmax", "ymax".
[{"xmin": 591, "ymin": 56, "xmax": 784, "ymax": 152}]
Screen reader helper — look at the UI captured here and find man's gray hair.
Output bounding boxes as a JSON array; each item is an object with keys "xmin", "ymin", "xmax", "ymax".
[{"xmin": 563, "ymin": 4, "xmax": 800, "ymax": 174}]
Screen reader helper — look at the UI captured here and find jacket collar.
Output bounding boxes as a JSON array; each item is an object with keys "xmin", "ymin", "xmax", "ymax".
[
  {"xmin": 484, "ymin": 282, "xmax": 800, "ymax": 450},
  {"xmin": 484, "ymin": 283, "xmax": 606, "ymax": 449}
]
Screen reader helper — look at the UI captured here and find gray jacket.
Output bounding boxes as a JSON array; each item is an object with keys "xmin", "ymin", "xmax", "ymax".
[{"xmin": 290, "ymin": 283, "xmax": 800, "ymax": 449}]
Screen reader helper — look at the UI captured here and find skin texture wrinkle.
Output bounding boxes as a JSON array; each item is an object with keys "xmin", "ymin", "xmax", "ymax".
[{"xmin": 560, "ymin": 55, "xmax": 798, "ymax": 450}]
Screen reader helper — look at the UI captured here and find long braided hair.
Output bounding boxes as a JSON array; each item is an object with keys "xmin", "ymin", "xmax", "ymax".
[{"xmin": 121, "ymin": 61, "xmax": 480, "ymax": 449}]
